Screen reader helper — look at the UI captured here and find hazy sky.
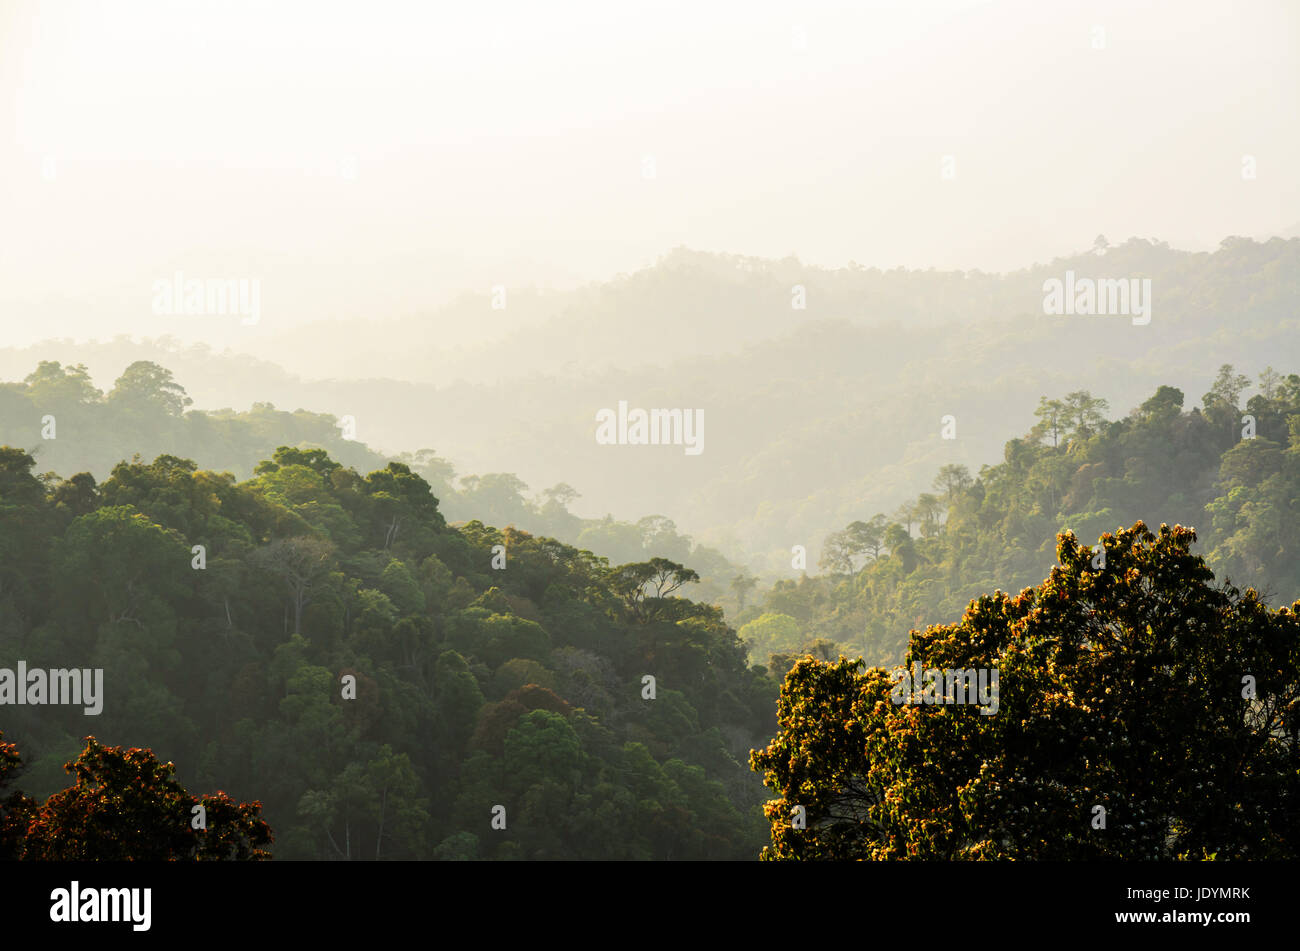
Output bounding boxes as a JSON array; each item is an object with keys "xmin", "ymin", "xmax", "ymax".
[{"xmin": 1, "ymin": 0, "xmax": 1296, "ymax": 350}]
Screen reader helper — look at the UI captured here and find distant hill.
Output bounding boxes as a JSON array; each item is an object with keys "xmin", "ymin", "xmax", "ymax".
[{"xmin": 3, "ymin": 237, "xmax": 1296, "ymax": 577}]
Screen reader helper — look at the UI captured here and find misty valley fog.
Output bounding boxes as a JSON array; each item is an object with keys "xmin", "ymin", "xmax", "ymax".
[{"xmin": 1, "ymin": 0, "xmax": 1297, "ymax": 875}]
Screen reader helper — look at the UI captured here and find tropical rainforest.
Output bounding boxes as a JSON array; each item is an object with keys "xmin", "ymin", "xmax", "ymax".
[{"xmin": 1, "ymin": 247, "xmax": 1298, "ymax": 860}]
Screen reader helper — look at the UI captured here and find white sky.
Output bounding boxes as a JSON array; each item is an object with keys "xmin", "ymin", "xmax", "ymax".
[{"xmin": 0, "ymin": 0, "xmax": 1296, "ymax": 349}]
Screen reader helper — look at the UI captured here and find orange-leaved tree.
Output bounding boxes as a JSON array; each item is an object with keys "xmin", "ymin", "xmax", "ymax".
[{"xmin": 4, "ymin": 734, "xmax": 272, "ymax": 860}]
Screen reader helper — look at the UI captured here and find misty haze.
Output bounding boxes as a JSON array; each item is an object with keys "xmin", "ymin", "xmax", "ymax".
[{"xmin": 1, "ymin": 0, "xmax": 1298, "ymax": 883}]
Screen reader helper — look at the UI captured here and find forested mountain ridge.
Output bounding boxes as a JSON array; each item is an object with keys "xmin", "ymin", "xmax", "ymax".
[
  {"xmin": 2, "ymin": 242, "xmax": 1298, "ymax": 861},
  {"xmin": 739, "ymin": 365, "xmax": 1300, "ymax": 669},
  {"xmin": 0, "ymin": 359, "xmax": 745, "ymax": 604},
  {"xmin": 215, "ymin": 236, "xmax": 1300, "ymax": 384},
  {"xmin": 3, "ymin": 367, "xmax": 1299, "ymax": 860},
  {"xmin": 0, "ymin": 443, "xmax": 775, "ymax": 859},
  {"xmin": 5, "ymin": 237, "xmax": 1296, "ymax": 577}
]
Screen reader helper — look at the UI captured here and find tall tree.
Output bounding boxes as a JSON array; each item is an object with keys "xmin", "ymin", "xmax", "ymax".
[
  {"xmin": 817, "ymin": 530, "xmax": 856, "ymax": 575},
  {"xmin": 846, "ymin": 514, "xmax": 889, "ymax": 562},
  {"xmin": 730, "ymin": 572, "xmax": 759, "ymax": 610},
  {"xmin": 608, "ymin": 558, "xmax": 700, "ymax": 623},
  {"xmin": 254, "ymin": 535, "xmax": 337, "ymax": 635},
  {"xmin": 107, "ymin": 360, "xmax": 194, "ymax": 417},
  {"xmin": 1031, "ymin": 397, "xmax": 1067, "ymax": 448},
  {"xmin": 1062, "ymin": 390, "xmax": 1109, "ymax": 440},
  {"xmin": 932, "ymin": 465, "xmax": 973, "ymax": 505},
  {"xmin": 752, "ymin": 522, "xmax": 1300, "ymax": 860},
  {"xmin": 1204, "ymin": 364, "xmax": 1252, "ymax": 412},
  {"xmin": 914, "ymin": 493, "xmax": 944, "ymax": 536}
]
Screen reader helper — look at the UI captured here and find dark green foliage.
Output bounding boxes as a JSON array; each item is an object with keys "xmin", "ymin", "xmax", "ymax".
[
  {"xmin": 748, "ymin": 368, "xmax": 1300, "ymax": 667},
  {"xmin": 0, "ymin": 442, "xmax": 775, "ymax": 859}
]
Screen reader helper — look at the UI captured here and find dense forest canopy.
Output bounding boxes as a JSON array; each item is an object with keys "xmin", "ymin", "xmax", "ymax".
[
  {"xmin": 740, "ymin": 365, "xmax": 1300, "ymax": 667},
  {"xmin": 0, "ymin": 440, "xmax": 775, "ymax": 859},
  {"xmin": 1, "ymin": 359, "xmax": 1298, "ymax": 860},
  {"xmin": 753, "ymin": 523, "xmax": 1300, "ymax": 860},
  {"xmin": 0, "ymin": 358, "xmax": 745, "ymax": 604},
  {"xmin": 6, "ymin": 238, "xmax": 1296, "ymax": 578},
  {"xmin": 3, "ymin": 0, "xmax": 1295, "ymax": 878}
]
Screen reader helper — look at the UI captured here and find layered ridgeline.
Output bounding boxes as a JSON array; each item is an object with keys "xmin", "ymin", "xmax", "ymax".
[
  {"xmin": 0, "ymin": 360, "xmax": 744, "ymax": 605},
  {"xmin": 738, "ymin": 366, "xmax": 1300, "ymax": 669},
  {"xmin": 6, "ymin": 238, "xmax": 1297, "ymax": 578},
  {"xmin": 0, "ymin": 445, "xmax": 776, "ymax": 859},
  {"xmin": 2, "ymin": 371, "xmax": 1297, "ymax": 859}
]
